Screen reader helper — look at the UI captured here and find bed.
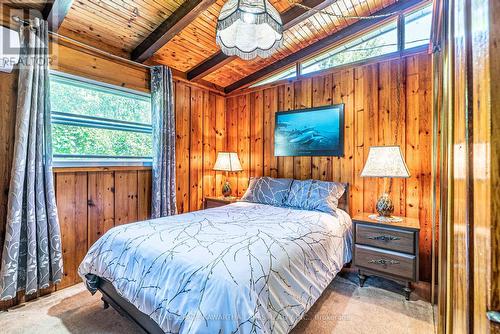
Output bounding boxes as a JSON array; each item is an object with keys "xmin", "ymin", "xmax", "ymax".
[{"xmin": 78, "ymin": 186, "xmax": 352, "ymax": 334}]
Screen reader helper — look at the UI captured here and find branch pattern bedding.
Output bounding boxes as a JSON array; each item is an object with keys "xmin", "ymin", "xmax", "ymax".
[{"xmin": 79, "ymin": 202, "xmax": 352, "ymax": 334}]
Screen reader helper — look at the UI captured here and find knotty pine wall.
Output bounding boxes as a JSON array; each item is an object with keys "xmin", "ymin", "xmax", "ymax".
[
  {"xmin": 53, "ymin": 167, "xmax": 152, "ymax": 289},
  {"xmin": 225, "ymin": 52, "xmax": 434, "ymax": 281},
  {"xmin": 0, "ymin": 71, "xmax": 17, "ymax": 260},
  {"xmin": 175, "ymin": 81, "xmax": 227, "ymax": 214}
]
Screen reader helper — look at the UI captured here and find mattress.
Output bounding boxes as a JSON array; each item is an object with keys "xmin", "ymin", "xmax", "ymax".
[{"xmin": 78, "ymin": 202, "xmax": 353, "ymax": 334}]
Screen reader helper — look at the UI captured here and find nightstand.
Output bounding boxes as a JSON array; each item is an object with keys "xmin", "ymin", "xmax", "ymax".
[
  {"xmin": 352, "ymin": 213, "xmax": 420, "ymax": 300},
  {"xmin": 204, "ymin": 196, "xmax": 240, "ymax": 209}
]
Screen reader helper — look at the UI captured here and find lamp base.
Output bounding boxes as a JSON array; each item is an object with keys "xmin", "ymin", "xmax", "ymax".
[
  {"xmin": 222, "ymin": 181, "xmax": 232, "ymax": 197},
  {"xmin": 376, "ymin": 193, "xmax": 394, "ymax": 217}
]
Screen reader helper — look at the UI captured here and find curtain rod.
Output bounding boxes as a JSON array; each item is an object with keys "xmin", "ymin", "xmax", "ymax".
[{"xmin": 11, "ymin": 15, "xmax": 153, "ymax": 71}]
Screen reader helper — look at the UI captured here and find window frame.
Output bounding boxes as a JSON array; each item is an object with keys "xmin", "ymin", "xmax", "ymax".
[
  {"xmin": 49, "ymin": 71, "xmax": 153, "ymax": 168},
  {"xmin": 403, "ymin": 3, "xmax": 434, "ymax": 50},
  {"xmin": 300, "ymin": 19, "xmax": 399, "ymax": 76},
  {"xmin": 250, "ymin": 2, "xmax": 432, "ymax": 88},
  {"xmin": 249, "ymin": 64, "xmax": 297, "ymax": 88}
]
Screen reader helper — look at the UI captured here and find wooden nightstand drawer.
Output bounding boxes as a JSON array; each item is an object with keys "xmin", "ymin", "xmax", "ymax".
[
  {"xmin": 205, "ymin": 200, "xmax": 226, "ymax": 209},
  {"xmin": 356, "ymin": 224, "xmax": 416, "ymax": 254},
  {"xmin": 354, "ymin": 244, "xmax": 416, "ymax": 280},
  {"xmin": 204, "ymin": 197, "xmax": 240, "ymax": 209},
  {"xmin": 352, "ymin": 213, "xmax": 420, "ymax": 300}
]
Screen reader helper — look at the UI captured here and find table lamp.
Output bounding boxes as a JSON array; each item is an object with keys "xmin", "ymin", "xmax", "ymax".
[
  {"xmin": 213, "ymin": 152, "xmax": 243, "ymax": 197},
  {"xmin": 360, "ymin": 146, "xmax": 410, "ymax": 219}
]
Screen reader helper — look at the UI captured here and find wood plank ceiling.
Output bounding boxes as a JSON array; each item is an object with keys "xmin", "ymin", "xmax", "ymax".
[
  {"xmin": 6, "ymin": 0, "xmax": 400, "ymax": 89},
  {"xmin": 149, "ymin": 0, "xmax": 398, "ymax": 87},
  {"xmin": 58, "ymin": 0, "xmax": 187, "ymax": 57}
]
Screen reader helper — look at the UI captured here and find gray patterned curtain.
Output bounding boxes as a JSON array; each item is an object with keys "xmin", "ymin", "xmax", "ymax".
[
  {"xmin": 0, "ymin": 18, "xmax": 63, "ymax": 300},
  {"xmin": 150, "ymin": 66, "xmax": 177, "ymax": 218}
]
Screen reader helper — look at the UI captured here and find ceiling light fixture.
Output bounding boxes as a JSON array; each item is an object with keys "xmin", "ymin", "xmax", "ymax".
[{"xmin": 216, "ymin": 0, "xmax": 283, "ymax": 60}]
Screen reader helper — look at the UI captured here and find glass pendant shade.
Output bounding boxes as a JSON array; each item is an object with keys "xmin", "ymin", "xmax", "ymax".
[{"xmin": 216, "ymin": 0, "xmax": 283, "ymax": 60}]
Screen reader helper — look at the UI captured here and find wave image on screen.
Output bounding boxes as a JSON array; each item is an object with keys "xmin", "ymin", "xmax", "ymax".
[{"xmin": 275, "ymin": 104, "xmax": 344, "ymax": 157}]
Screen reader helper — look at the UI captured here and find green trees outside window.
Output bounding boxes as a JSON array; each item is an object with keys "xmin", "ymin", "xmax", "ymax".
[{"xmin": 50, "ymin": 73, "xmax": 152, "ymax": 161}]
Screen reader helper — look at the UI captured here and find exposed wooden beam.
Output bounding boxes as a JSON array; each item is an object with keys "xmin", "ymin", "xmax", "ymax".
[
  {"xmin": 187, "ymin": 52, "xmax": 235, "ymax": 82},
  {"xmin": 132, "ymin": 0, "xmax": 217, "ymax": 63},
  {"xmin": 224, "ymin": 0, "xmax": 424, "ymax": 93},
  {"xmin": 186, "ymin": 0, "xmax": 337, "ymax": 82},
  {"xmin": 42, "ymin": 0, "xmax": 73, "ymax": 31}
]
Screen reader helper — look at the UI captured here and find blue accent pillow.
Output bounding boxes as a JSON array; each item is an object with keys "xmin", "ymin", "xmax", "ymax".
[
  {"xmin": 284, "ymin": 179, "xmax": 313, "ymax": 208},
  {"xmin": 305, "ymin": 180, "xmax": 345, "ymax": 215},
  {"xmin": 241, "ymin": 177, "xmax": 293, "ymax": 206}
]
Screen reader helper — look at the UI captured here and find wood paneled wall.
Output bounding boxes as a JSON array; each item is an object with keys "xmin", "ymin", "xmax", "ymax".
[
  {"xmin": 54, "ymin": 167, "xmax": 152, "ymax": 289},
  {"xmin": 174, "ymin": 81, "xmax": 226, "ymax": 213},
  {"xmin": 474, "ymin": 0, "xmax": 500, "ymax": 332},
  {"xmin": 0, "ymin": 72, "xmax": 17, "ymax": 255},
  {"xmin": 225, "ymin": 52, "xmax": 434, "ymax": 281},
  {"xmin": 50, "ymin": 41, "xmax": 150, "ymax": 93}
]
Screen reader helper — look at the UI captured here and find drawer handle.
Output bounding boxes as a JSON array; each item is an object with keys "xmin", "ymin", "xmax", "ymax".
[
  {"xmin": 368, "ymin": 258, "xmax": 400, "ymax": 267},
  {"xmin": 367, "ymin": 235, "xmax": 400, "ymax": 242}
]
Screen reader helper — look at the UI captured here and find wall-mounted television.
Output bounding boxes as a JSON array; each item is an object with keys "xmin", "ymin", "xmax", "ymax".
[{"xmin": 275, "ymin": 104, "xmax": 344, "ymax": 157}]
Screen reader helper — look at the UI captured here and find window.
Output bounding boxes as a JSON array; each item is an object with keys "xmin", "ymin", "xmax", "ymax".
[
  {"xmin": 301, "ymin": 4, "xmax": 432, "ymax": 76},
  {"xmin": 50, "ymin": 73, "xmax": 152, "ymax": 165},
  {"xmin": 404, "ymin": 4, "xmax": 433, "ymax": 49},
  {"xmin": 250, "ymin": 3, "xmax": 433, "ymax": 86},
  {"xmin": 250, "ymin": 65, "xmax": 296, "ymax": 88},
  {"xmin": 301, "ymin": 21, "xmax": 398, "ymax": 75}
]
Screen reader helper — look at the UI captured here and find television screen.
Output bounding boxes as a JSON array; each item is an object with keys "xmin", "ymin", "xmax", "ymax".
[{"xmin": 275, "ymin": 104, "xmax": 344, "ymax": 157}]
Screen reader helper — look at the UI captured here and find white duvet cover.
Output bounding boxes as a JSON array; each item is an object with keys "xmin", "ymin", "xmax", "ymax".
[{"xmin": 79, "ymin": 202, "xmax": 352, "ymax": 334}]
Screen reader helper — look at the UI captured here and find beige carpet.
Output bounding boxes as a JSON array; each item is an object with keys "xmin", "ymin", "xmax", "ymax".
[{"xmin": 0, "ymin": 270, "xmax": 434, "ymax": 334}]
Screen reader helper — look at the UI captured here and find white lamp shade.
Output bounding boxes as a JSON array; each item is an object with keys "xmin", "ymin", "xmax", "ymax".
[
  {"xmin": 213, "ymin": 152, "xmax": 243, "ymax": 172},
  {"xmin": 216, "ymin": 0, "xmax": 283, "ymax": 60},
  {"xmin": 360, "ymin": 146, "xmax": 410, "ymax": 178}
]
